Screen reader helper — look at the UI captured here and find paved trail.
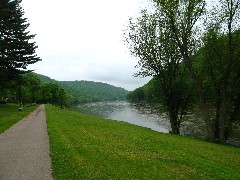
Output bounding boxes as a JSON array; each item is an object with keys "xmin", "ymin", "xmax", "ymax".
[{"xmin": 0, "ymin": 105, "xmax": 52, "ymax": 180}]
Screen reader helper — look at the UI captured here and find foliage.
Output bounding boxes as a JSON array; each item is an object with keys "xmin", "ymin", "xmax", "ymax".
[
  {"xmin": 22, "ymin": 73, "xmax": 42, "ymax": 104},
  {"xmin": 146, "ymin": 0, "xmax": 218, "ymax": 140},
  {"xmin": 194, "ymin": 28, "xmax": 240, "ymax": 142},
  {"xmin": 34, "ymin": 73, "xmax": 129, "ymax": 104},
  {"xmin": 58, "ymin": 88, "xmax": 67, "ymax": 109},
  {"xmin": 125, "ymin": 6, "xmax": 193, "ymax": 134},
  {"xmin": 1, "ymin": 73, "xmax": 71, "ymax": 108},
  {"xmin": 36, "ymin": 81, "xmax": 71, "ymax": 108},
  {"xmin": 0, "ymin": 103, "xmax": 38, "ymax": 134},
  {"xmin": 1, "ymin": 72, "xmax": 129, "ymax": 108},
  {"xmin": 127, "ymin": 86, "xmax": 146, "ymax": 102},
  {"xmin": 126, "ymin": 0, "xmax": 240, "ymax": 142},
  {"xmin": 35, "ymin": 73, "xmax": 58, "ymax": 84},
  {"xmin": 46, "ymin": 105, "xmax": 240, "ymax": 179},
  {"xmin": 0, "ymin": 0, "xmax": 41, "ymax": 89},
  {"xmin": 60, "ymin": 81, "xmax": 129, "ymax": 103},
  {"xmin": 188, "ymin": 0, "xmax": 240, "ymax": 142}
]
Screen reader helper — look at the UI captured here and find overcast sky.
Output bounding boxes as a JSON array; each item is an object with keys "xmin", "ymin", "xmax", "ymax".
[{"xmin": 21, "ymin": 0, "xmax": 151, "ymax": 91}]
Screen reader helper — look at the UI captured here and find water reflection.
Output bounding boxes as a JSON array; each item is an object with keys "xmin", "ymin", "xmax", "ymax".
[
  {"xmin": 77, "ymin": 101, "xmax": 240, "ymax": 146},
  {"xmin": 78, "ymin": 101, "xmax": 170, "ymax": 133},
  {"xmin": 181, "ymin": 110, "xmax": 208, "ymax": 139},
  {"xmin": 109, "ymin": 103, "xmax": 170, "ymax": 133}
]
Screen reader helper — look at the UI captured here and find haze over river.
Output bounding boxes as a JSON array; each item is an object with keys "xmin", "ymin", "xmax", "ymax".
[{"xmin": 77, "ymin": 101, "xmax": 240, "ymax": 146}]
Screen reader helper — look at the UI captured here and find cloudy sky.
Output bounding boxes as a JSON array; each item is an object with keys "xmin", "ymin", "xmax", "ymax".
[{"xmin": 21, "ymin": 0, "xmax": 151, "ymax": 91}]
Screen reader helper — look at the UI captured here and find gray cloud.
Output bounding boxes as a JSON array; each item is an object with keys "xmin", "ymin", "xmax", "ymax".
[{"xmin": 23, "ymin": 0, "xmax": 150, "ymax": 91}]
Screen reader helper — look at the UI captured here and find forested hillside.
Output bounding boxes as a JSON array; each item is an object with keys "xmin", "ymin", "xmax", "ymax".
[
  {"xmin": 35, "ymin": 73, "xmax": 129, "ymax": 103},
  {"xmin": 60, "ymin": 81, "xmax": 129, "ymax": 102},
  {"xmin": 127, "ymin": 78, "xmax": 160, "ymax": 103},
  {"xmin": 35, "ymin": 74, "xmax": 57, "ymax": 84}
]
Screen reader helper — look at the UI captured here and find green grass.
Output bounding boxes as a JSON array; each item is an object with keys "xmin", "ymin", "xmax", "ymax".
[
  {"xmin": 46, "ymin": 105, "xmax": 240, "ymax": 180},
  {"xmin": 0, "ymin": 104, "xmax": 38, "ymax": 134}
]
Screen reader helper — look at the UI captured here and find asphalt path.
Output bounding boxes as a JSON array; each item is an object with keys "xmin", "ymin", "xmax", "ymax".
[{"xmin": 0, "ymin": 105, "xmax": 53, "ymax": 180}]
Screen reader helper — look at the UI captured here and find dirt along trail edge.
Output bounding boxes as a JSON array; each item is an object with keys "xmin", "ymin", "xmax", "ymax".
[{"xmin": 0, "ymin": 105, "xmax": 53, "ymax": 180}]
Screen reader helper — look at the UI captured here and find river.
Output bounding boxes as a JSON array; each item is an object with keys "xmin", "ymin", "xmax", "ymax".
[{"xmin": 77, "ymin": 101, "xmax": 240, "ymax": 146}]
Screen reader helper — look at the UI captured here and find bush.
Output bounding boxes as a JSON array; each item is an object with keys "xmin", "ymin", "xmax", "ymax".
[{"xmin": 0, "ymin": 100, "xmax": 7, "ymax": 104}]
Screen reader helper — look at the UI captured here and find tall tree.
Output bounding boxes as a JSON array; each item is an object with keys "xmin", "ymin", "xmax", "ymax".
[
  {"xmin": 198, "ymin": 29, "xmax": 240, "ymax": 142},
  {"xmin": 125, "ymin": 10, "xmax": 192, "ymax": 134},
  {"xmin": 151, "ymin": 0, "xmax": 217, "ymax": 140},
  {"xmin": 0, "ymin": 0, "xmax": 41, "ymax": 87},
  {"xmin": 198, "ymin": 0, "xmax": 240, "ymax": 142}
]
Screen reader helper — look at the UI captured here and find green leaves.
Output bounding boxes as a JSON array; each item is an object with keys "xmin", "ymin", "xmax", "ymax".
[
  {"xmin": 124, "ymin": 1, "xmax": 195, "ymax": 133},
  {"xmin": 0, "ymin": 0, "xmax": 41, "ymax": 83}
]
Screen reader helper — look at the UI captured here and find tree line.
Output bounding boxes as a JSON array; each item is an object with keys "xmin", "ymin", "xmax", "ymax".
[
  {"xmin": 35, "ymin": 74, "xmax": 129, "ymax": 104},
  {"xmin": 1, "ymin": 72, "xmax": 130, "ymax": 108},
  {"xmin": 125, "ymin": 0, "xmax": 240, "ymax": 143},
  {"xmin": 60, "ymin": 81, "xmax": 129, "ymax": 103},
  {"xmin": 1, "ymin": 73, "xmax": 71, "ymax": 109}
]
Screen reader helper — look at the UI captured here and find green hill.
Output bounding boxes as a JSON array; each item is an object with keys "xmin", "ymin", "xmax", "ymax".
[
  {"xmin": 34, "ymin": 73, "xmax": 129, "ymax": 103},
  {"xmin": 35, "ymin": 73, "xmax": 57, "ymax": 84},
  {"xmin": 60, "ymin": 81, "xmax": 129, "ymax": 102}
]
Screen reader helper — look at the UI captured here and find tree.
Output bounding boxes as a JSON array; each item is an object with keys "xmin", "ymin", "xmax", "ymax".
[
  {"xmin": 58, "ymin": 88, "xmax": 67, "ymax": 109},
  {"xmin": 127, "ymin": 87, "xmax": 145, "ymax": 102},
  {"xmin": 149, "ymin": 0, "xmax": 240, "ymax": 142},
  {"xmin": 23, "ymin": 73, "xmax": 42, "ymax": 104},
  {"xmin": 48, "ymin": 83, "xmax": 61, "ymax": 105},
  {"xmin": 41, "ymin": 83, "xmax": 53, "ymax": 104},
  {"xmin": 0, "ymin": 0, "xmax": 41, "ymax": 87},
  {"xmin": 197, "ymin": 29, "xmax": 240, "ymax": 142},
  {"xmin": 125, "ymin": 10, "xmax": 193, "ymax": 134},
  {"xmin": 150, "ymin": 0, "xmax": 218, "ymax": 140},
  {"xmin": 197, "ymin": 0, "xmax": 240, "ymax": 142},
  {"xmin": 8, "ymin": 73, "xmax": 40, "ymax": 107}
]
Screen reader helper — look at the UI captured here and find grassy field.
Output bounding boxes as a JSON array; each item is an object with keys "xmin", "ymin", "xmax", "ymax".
[
  {"xmin": 46, "ymin": 105, "xmax": 240, "ymax": 180},
  {"xmin": 0, "ymin": 104, "xmax": 38, "ymax": 134}
]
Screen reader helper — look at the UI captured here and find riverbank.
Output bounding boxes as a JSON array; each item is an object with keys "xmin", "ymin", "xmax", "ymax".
[
  {"xmin": 46, "ymin": 105, "xmax": 240, "ymax": 179},
  {"xmin": 76, "ymin": 101, "xmax": 240, "ymax": 146}
]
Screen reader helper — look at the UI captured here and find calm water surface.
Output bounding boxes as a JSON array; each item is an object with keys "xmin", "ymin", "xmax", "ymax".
[
  {"xmin": 78, "ymin": 101, "xmax": 170, "ymax": 133},
  {"xmin": 77, "ymin": 101, "xmax": 240, "ymax": 146}
]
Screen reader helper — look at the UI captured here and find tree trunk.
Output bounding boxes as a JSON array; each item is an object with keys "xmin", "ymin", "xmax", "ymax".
[
  {"xmin": 167, "ymin": 7, "xmax": 216, "ymax": 141},
  {"xmin": 18, "ymin": 84, "xmax": 22, "ymax": 108},
  {"xmin": 214, "ymin": 97, "xmax": 221, "ymax": 140},
  {"xmin": 183, "ymin": 54, "xmax": 216, "ymax": 141},
  {"xmin": 168, "ymin": 102, "xmax": 180, "ymax": 134},
  {"xmin": 170, "ymin": 23, "xmax": 215, "ymax": 140},
  {"xmin": 219, "ymin": 89, "xmax": 227, "ymax": 143},
  {"xmin": 169, "ymin": 113, "xmax": 180, "ymax": 134}
]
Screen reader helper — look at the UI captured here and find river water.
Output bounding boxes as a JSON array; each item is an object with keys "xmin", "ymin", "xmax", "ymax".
[{"xmin": 77, "ymin": 101, "xmax": 240, "ymax": 146}]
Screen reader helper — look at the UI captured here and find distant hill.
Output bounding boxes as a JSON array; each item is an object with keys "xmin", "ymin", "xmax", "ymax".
[
  {"xmin": 60, "ymin": 81, "xmax": 129, "ymax": 102},
  {"xmin": 34, "ymin": 73, "xmax": 129, "ymax": 103},
  {"xmin": 35, "ymin": 73, "xmax": 57, "ymax": 83}
]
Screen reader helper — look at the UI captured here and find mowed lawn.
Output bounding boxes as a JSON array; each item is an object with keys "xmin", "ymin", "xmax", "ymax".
[
  {"xmin": 0, "ymin": 104, "xmax": 38, "ymax": 134},
  {"xmin": 46, "ymin": 105, "xmax": 240, "ymax": 180}
]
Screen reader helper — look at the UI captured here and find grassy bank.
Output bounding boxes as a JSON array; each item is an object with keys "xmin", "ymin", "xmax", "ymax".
[
  {"xmin": 46, "ymin": 105, "xmax": 240, "ymax": 179},
  {"xmin": 0, "ymin": 104, "xmax": 38, "ymax": 134}
]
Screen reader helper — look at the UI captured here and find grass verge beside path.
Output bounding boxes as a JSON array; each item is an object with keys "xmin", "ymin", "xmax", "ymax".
[
  {"xmin": 46, "ymin": 105, "xmax": 240, "ymax": 180},
  {"xmin": 0, "ymin": 104, "xmax": 39, "ymax": 134}
]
